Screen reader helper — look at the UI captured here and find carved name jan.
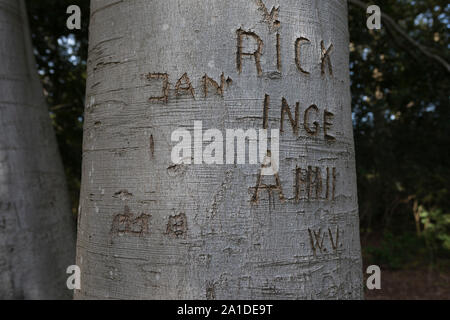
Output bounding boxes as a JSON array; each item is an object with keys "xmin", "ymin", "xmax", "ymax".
[{"xmin": 146, "ymin": 72, "xmax": 232, "ymax": 103}]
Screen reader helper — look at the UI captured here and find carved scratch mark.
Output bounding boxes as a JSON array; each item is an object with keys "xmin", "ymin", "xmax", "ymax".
[
  {"xmin": 175, "ymin": 73, "xmax": 195, "ymax": 99},
  {"xmin": 237, "ymin": 29, "xmax": 264, "ymax": 76},
  {"xmin": 111, "ymin": 206, "xmax": 151, "ymax": 237},
  {"xmin": 295, "ymin": 37, "xmax": 311, "ymax": 74},
  {"xmin": 166, "ymin": 213, "xmax": 188, "ymax": 238},
  {"xmin": 147, "ymin": 73, "xmax": 169, "ymax": 103},
  {"xmin": 254, "ymin": 0, "xmax": 281, "ymax": 31},
  {"xmin": 320, "ymin": 41, "xmax": 333, "ymax": 76},
  {"xmin": 203, "ymin": 73, "xmax": 232, "ymax": 98},
  {"xmin": 251, "ymin": 167, "xmax": 285, "ymax": 204},
  {"xmin": 150, "ymin": 135, "xmax": 155, "ymax": 158}
]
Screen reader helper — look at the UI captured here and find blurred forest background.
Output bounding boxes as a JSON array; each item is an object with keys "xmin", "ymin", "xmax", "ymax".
[{"xmin": 26, "ymin": 0, "xmax": 449, "ymax": 299}]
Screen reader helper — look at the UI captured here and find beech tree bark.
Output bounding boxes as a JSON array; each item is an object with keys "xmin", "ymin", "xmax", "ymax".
[
  {"xmin": 76, "ymin": 0, "xmax": 363, "ymax": 299},
  {"xmin": 0, "ymin": 0, "xmax": 75, "ymax": 299}
]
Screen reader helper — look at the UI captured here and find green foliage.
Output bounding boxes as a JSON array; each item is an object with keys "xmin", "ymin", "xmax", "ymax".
[
  {"xmin": 364, "ymin": 232, "xmax": 427, "ymax": 269},
  {"xmin": 420, "ymin": 207, "xmax": 450, "ymax": 252},
  {"xmin": 349, "ymin": 0, "xmax": 450, "ymax": 259}
]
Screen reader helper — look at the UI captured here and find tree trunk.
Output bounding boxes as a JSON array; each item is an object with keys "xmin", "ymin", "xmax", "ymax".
[
  {"xmin": 0, "ymin": 0, "xmax": 75, "ymax": 299},
  {"xmin": 76, "ymin": 0, "xmax": 363, "ymax": 299}
]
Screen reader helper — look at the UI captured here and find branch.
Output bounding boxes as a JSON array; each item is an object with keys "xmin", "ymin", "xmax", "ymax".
[{"xmin": 348, "ymin": 0, "xmax": 450, "ymax": 73}]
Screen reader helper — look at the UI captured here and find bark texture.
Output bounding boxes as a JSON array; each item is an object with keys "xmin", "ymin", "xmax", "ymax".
[
  {"xmin": 77, "ymin": 0, "xmax": 363, "ymax": 299},
  {"xmin": 0, "ymin": 0, "xmax": 75, "ymax": 299}
]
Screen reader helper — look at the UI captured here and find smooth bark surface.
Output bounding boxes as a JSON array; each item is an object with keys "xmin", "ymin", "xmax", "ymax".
[
  {"xmin": 77, "ymin": 0, "xmax": 363, "ymax": 299},
  {"xmin": 0, "ymin": 0, "xmax": 75, "ymax": 299}
]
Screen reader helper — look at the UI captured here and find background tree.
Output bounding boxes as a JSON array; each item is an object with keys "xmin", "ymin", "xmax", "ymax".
[
  {"xmin": 26, "ymin": 0, "xmax": 89, "ymax": 215},
  {"xmin": 0, "ymin": 0, "xmax": 75, "ymax": 299}
]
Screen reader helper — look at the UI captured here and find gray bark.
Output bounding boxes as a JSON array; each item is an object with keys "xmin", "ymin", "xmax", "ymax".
[
  {"xmin": 0, "ymin": 0, "xmax": 76, "ymax": 299},
  {"xmin": 76, "ymin": 0, "xmax": 363, "ymax": 299}
]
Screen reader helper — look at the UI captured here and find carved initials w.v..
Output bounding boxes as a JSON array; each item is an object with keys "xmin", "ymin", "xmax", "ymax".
[{"xmin": 308, "ymin": 227, "xmax": 341, "ymax": 255}]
